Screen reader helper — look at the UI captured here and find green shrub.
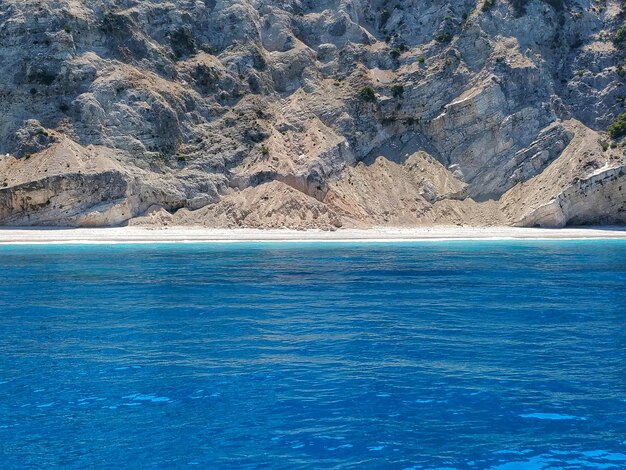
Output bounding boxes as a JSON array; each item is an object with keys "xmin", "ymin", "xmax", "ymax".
[
  {"xmin": 417, "ymin": 55, "xmax": 425, "ymax": 64},
  {"xmin": 615, "ymin": 27, "xmax": 626, "ymax": 46},
  {"xmin": 391, "ymin": 84, "xmax": 404, "ymax": 98},
  {"xmin": 608, "ymin": 112, "xmax": 626, "ymax": 139},
  {"xmin": 260, "ymin": 145, "xmax": 270, "ymax": 155},
  {"xmin": 390, "ymin": 48, "xmax": 402, "ymax": 59},
  {"xmin": 482, "ymin": 0, "xmax": 495, "ymax": 11},
  {"xmin": 380, "ymin": 9, "xmax": 391, "ymax": 28},
  {"xmin": 359, "ymin": 86, "xmax": 376, "ymax": 102},
  {"xmin": 434, "ymin": 32, "xmax": 452, "ymax": 43}
]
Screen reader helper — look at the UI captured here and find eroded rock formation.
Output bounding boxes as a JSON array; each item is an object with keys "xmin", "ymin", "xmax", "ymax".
[{"xmin": 1, "ymin": 0, "xmax": 625, "ymax": 228}]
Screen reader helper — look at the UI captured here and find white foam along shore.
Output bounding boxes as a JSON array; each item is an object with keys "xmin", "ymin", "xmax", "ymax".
[{"xmin": 0, "ymin": 225, "xmax": 625, "ymax": 245}]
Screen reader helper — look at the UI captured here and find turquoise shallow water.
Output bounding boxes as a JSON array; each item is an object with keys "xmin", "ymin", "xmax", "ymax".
[{"xmin": 0, "ymin": 240, "xmax": 625, "ymax": 469}]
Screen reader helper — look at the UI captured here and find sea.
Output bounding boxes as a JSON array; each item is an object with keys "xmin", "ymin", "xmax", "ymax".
[{"xmin": 0, "ymin": 240, "xmax": 625, "ymax": 469}]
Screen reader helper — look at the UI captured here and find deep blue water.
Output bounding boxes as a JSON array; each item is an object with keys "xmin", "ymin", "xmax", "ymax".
[{"xmin": 0, "ymin": 240, "xmax": 625, "ymax": 469}]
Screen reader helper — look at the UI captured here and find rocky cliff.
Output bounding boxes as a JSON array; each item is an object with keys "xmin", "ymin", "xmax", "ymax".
[{"xmin": 1, "ymin": 0, "xmax": 625, "ymax": 228}]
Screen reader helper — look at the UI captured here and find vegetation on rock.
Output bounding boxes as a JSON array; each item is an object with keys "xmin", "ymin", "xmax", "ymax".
[
  {"xmin": 359, "ymin": 86, "xmax": 376, "ymax": 102},
  {"xmin": 608, "ymin": 113, "xmax": 626, "ymax": 139}
]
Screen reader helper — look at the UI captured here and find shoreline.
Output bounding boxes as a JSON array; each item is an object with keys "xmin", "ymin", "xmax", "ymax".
[{"xmin": 0, "ymin": 225, "xmax": 625, "ymax": 245}]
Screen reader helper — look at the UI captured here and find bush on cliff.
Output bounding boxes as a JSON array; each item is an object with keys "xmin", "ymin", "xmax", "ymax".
[
  {"xmin": 607, "ymin": 112, "xmax": 626, "ymax": 139},
  {"xmin": 614, "ymin": 27, "xmax": 626, "ymax": 46},
  {"xmin": 359, "ymin": 86, "xmax": 376, "ymax": 102},
  {"xmin": 391, "ymin": 85, "xmax": 404, "ymax": 98}
]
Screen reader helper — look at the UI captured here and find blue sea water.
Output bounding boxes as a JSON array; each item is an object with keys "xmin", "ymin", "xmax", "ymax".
[{"xmin": 0, "ymin": 240, "xmax": 625, "ymax": 469}]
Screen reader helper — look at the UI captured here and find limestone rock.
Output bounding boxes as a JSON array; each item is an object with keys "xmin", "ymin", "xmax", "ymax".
[{"xmin": 0, "ymin": 0, "xmax": 625, "ymax": 228}]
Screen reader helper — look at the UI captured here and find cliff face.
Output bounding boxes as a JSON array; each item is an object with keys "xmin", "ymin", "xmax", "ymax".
[{"xmin": 0, "ymin": 0, "xmax": 625, "ymax": 228}]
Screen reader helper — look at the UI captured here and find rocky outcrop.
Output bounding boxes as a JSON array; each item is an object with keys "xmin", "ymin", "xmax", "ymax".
[
  {"xmin": 130, "ymin": 181, "xmax": 345, "ymax": 230},
  {"xmin": 502, "ymin": 120, "xmax": 626, "ymax": 227},
  {"xmin": 0, "ymin": 0, "xmax": 625, "ymax": 228},
  {"xmin": 0, "ymin": 139, "xmax": 135, "ymax": 226}
]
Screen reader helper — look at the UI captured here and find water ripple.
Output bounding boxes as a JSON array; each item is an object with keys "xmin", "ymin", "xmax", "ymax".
[{"xmin": 0, "ymin": 241, "xmax": 625, "ymax": 468}]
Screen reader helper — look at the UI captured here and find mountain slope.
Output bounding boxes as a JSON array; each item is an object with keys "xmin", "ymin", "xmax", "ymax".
[{"xmin": 1, "ymin": 0, "xmax": 625, "ymax": 228}]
